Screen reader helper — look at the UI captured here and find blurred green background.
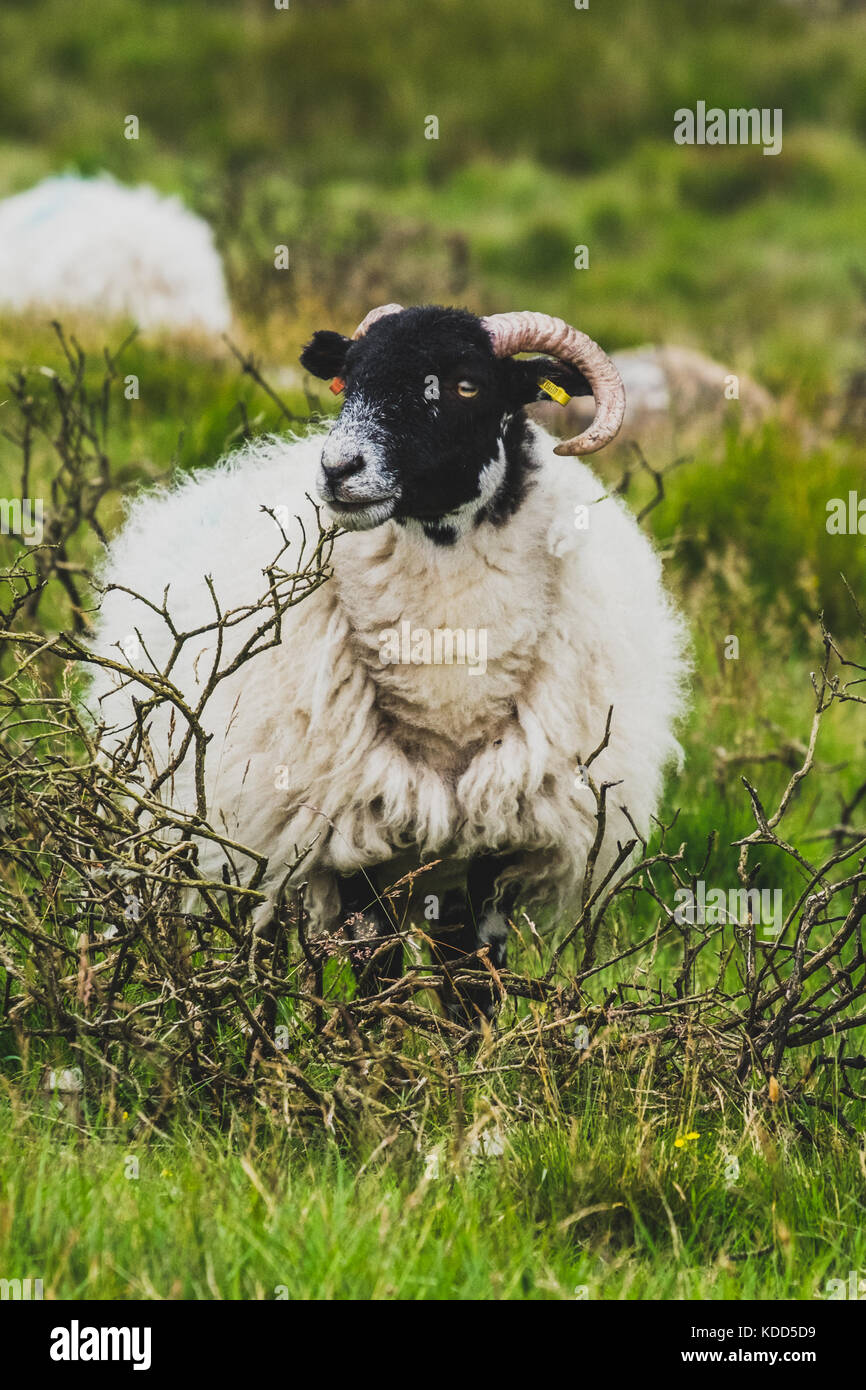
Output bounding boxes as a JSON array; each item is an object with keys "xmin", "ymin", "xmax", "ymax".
[{"xmin": 2, "ymin": 0, "xmax": 866, "ymax": 393}]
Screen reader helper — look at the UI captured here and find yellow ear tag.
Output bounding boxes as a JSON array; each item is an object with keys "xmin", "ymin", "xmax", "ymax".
[{"xmin": 539, "ymin": 378, "xmax": 571, "ymax": 406}]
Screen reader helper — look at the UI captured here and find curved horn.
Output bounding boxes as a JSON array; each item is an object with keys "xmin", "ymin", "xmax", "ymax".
[
  {"xmin": 481, "ymin": 311, "xmax": 625, "ymax": 455},
  {"xmin": 352, "ymin": 302, "xmax": 404, "ymax": 340}
]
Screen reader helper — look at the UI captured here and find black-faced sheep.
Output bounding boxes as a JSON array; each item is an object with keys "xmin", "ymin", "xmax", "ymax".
[{"xmin": 87, "ymin": 304, "xmax": 689, "ymax": 1022}]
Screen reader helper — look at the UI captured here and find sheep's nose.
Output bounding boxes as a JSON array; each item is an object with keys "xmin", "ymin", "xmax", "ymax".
[{"xmin": 322, "ymin": 455, "xmax": 365, "ymax": 485}]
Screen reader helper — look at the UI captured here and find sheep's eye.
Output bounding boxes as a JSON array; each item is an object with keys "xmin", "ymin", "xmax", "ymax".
[{"xmin": 456, "ymin": 380, "xmax": 479, "ymax": 399}]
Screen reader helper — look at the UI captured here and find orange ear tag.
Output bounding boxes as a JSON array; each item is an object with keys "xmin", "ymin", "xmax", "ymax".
[{"xmin": 329, "ymin": 377, "xmax": 346, "ymax": 394}]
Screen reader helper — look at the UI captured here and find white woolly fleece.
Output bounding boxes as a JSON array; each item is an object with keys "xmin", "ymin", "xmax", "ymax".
[
  {"xmin": 0, "ymin": 175, "xmax": 231, "ymax": 334},
  {"xmin": 86, "ymin": 423, "xmax": 689, "ymax": 933}
]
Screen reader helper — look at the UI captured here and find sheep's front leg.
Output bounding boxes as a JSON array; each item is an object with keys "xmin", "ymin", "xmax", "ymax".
[
  {"xmin": 339, "ymin": 871, "xmax": 403, "ymax": 997},
  {"xmin": 434, "ymin": 855, "xmax": 518, "ymax": 1026}
]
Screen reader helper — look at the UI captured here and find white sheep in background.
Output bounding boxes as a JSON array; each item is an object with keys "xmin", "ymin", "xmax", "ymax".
[
  {"xmin": 531, "ymin": 343, "xmax": 775, "ymax": 450},
  {"xmin": 87, "ymin": 303, "xmax": 689, "ymax": 1022},
  {"xmin": 0, "ymin": 174, "xmax": 231, "ymax": 335}
]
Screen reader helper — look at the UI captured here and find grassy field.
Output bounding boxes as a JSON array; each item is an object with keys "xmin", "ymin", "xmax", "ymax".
[
  {"xmin": 2, "ymin": 1077, "xmax": 864, "ymax": 1301},
  {"xmin": 1, "ymin": 0, "xmax": 866, "ymax": 1301}
]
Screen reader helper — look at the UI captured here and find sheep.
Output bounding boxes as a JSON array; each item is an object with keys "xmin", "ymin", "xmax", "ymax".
[
  {"xmin": 0, "ymin": 174, "xmax": 231, "ymax": 335},
  {"xmin": 86, "ymin": 303, "xmax": 689, "ymax": 1022}
]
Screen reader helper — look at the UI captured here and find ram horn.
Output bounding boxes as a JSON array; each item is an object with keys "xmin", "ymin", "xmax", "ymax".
[
  {"xmin": 352, "ymin": 302, "xmax": 405, "ymax": 339},
  {"xmin": 481, "ymin": 310, "xmax": 626, "ymax": 455}
]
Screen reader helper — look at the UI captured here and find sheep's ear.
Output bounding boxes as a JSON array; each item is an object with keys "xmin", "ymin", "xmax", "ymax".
[
  {"xmin": 503, "ymin": 356, "xmax": 592, "ymax": 407},
  {"xmin": 299, "ymin": 330, "xmax": 352, "ymax": 380}
]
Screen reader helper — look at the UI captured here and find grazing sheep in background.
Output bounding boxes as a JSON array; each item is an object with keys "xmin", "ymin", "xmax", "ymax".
[
  {"xmin": 0, "ymin": 174, "xmax": 231, "ymax": 335},
  {"xmin": 531, "ymin": 343, "xmax": 775, "ymax": 451},
  {"xmin": 87, "ymin": 303, "xmax": 689, "ymax": 1023}
]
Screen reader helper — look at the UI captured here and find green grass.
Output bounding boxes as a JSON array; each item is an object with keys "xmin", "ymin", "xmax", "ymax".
[{"xmin": 1, "ymin": 1078, "xmax": 863, "ymax": 1300}]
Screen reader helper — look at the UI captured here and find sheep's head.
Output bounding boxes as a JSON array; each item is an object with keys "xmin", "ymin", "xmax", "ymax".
[{"xmin": 300, "ymin": 304, "xmax": 625, "ymax": 539}]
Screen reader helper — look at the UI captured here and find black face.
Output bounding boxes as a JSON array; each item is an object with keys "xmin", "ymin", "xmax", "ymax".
[{"xmin": 300, "ymin": 305, "xmax": 591, "ymax": 539}]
